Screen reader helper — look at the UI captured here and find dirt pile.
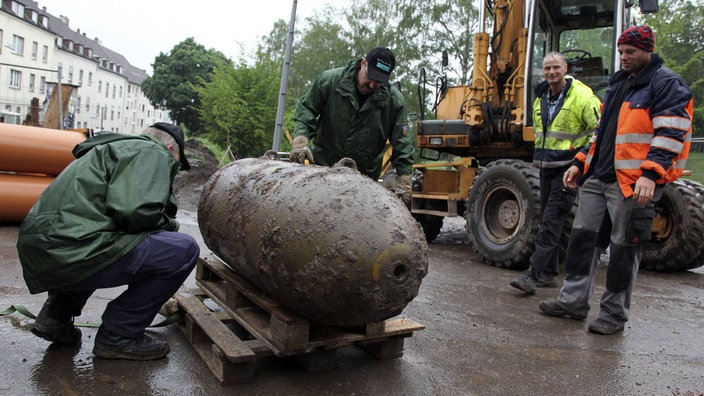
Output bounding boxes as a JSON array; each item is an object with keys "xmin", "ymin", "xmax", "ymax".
[{"xmin": 173, "ymin": 139, "xmax": 220, "ymax": 211}]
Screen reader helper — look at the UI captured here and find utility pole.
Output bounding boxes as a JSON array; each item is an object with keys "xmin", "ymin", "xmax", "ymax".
[
  {"xmin": 271, "ymin": 0, "xmax": 297, "ymax": 152},
  {"xmin": 57, "ymin": 69, "xmax": 64, "ymax": 130}
]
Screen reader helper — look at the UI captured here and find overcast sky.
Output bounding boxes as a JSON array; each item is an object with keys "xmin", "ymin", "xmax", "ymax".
[{"xmin": 37, "ymin": 0, "xmax": 345, "ymax": 71}]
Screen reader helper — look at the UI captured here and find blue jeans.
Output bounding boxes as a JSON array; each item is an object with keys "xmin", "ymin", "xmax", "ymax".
[{"xmin": 62, "ymin": 231, "xmax": 199, "ymax": 337}]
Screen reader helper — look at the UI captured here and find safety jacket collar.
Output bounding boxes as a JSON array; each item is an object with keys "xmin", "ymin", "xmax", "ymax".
[
  {"xmin": 72, "ymin": 133, "xmax": 149, "ymax": 159},
  {"xmin": 534, "ymin": 75, "xmax": 575, "ymax": 98},
  {"xmin": 609, "ymin": 53, "xmax": 664, "ymax": 88}
]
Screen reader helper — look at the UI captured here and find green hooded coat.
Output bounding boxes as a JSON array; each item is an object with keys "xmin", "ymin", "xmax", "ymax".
[
  {"xmin": 293, "ymin": 59, "xmax": 414, "ymax": 179},
  {"xmin": 17, "ymin": 133, "xmax": 180, "ymax": 294}
]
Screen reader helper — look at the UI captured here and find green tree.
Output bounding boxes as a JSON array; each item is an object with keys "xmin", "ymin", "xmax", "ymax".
[
  {"xmin": 644, "ymin": 0, "xmax": 704, "ymax": 136},
  {"xmin": 142, "ymin": 38, "xmax": 232, "ymax": 134},
  {"xmin": 291, "ymin": 8, "xmax": 352, "ymax": 96},
  {"xmin": 195, "ymin": 61, "xmax": 279, "ymax": 158},
  {"xmin": 343, "ymin": 0, "xmax": 479, "ymax": 118},
  {"xmin": 396, "ymin": 0, "xmax": 479, "ymax": 86}
]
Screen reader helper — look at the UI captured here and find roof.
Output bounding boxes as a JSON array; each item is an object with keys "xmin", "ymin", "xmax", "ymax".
[{"xmin": 8, "ymin": 0, "xmax": 148, "ymax": 84}]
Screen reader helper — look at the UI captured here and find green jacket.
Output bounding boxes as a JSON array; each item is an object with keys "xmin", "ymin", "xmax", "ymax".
[
  {"xmin": 17, "ymin": 133, "xmax": 180, "ymax": 293},
  {"xmin": 293, "ymin": 59, "xmax": 414, "ymax": 179},
  {"xmin": 532, "ymin": 76, "xmax": 601, "ymax": 168}
]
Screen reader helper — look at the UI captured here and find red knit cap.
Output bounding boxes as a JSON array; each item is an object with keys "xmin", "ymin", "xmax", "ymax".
[{"xmin": 618, "ymin": 25, "xmax": 655, "ymax": 52}]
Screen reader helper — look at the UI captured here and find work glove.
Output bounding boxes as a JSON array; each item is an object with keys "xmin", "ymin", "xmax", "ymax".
[
  {"xmin": 290, "ymin": 136, "xmax": 315, "ymax": 164},
  {"xmin": 394, "ymin": 173, "xmax": 413, "ymax": 208}
]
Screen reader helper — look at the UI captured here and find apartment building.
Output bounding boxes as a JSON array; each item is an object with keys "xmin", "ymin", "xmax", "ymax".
[{"xmin": 0, "ymin": 0, "xmax": 169, "ymax": 133}]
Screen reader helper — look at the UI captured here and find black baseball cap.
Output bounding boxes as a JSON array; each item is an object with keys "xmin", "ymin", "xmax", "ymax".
[
  {"xmin": 365, "ymin": 47, "xmax": 396, "ymax": 85},
  {"xmin": 151, "ymin": 122, "xmax": 191, "ymax": 170}
]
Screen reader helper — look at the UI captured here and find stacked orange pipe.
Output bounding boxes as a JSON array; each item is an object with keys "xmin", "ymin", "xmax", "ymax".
[{"xmin": 0, "ymin": 124, "xmax": 86, "ymax": 223}]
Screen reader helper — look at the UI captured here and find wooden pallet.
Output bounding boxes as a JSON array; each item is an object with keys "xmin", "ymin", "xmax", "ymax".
[{"xmin": 174, "ymin": 255, "xmax": 424, "ymax": 384}]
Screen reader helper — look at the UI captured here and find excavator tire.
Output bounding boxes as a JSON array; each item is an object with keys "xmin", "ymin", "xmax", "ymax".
[
  {"xmin": 641, "ymin": 179, "xmax": 704, "ymax": 272},
  {"xmin": 676, "ymin": 179, "xmax": 704, "ymax": 270},
  {"xmin": 465, "ymin": 159, "xmax": 541, "ymax": 269}
]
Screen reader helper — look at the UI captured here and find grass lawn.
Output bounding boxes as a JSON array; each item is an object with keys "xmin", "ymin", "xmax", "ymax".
[{"xmin": 683, "ymin": 151, "xmax": 704, "ymax": 185}]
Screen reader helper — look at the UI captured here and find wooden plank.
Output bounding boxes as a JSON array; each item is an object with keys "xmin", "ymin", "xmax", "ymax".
[
  {"xmin": 187, "ymin": 339, "xmax": 256, "ymax": 385},
  {"xmin": 196, "ymin": 255, "xmax": 425, "ymax": 358},
  {"xmin": 175, "ymin": 292, "xmax": 256, "ymax": 363},
  {"xmin": 380, "ymin": 318, "xmax": 426, "ymax": 335},
  {"xmin": 200, "ymin": 257, "xmax": 301, "ymax": 322}
]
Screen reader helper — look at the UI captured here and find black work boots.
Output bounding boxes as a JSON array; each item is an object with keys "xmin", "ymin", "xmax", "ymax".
[
  {"xmin": 31, "ymin": 291, "xmax": 83, "ymax": 345},
  {"xmin": 93, "ymin": 326, "xmax": 170, "ymax": 360},
  {"xmin": 511, "ymin": 267, "xmax": 559, "ymax": 295}
]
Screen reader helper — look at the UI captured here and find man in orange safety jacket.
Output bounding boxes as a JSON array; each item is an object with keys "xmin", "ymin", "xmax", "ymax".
[{"xmin": 538, "ymin": 25, "xmax": 693, "ymax": 335}]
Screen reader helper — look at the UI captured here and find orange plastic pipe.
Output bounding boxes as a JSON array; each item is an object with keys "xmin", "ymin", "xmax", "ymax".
[
  {"xmin": 0, "ymin": 124, "xmax": 85, "ymax": 176},
  {"xmin": 0, "ymin": 173, "xmax": 54, "ymax": 223}
]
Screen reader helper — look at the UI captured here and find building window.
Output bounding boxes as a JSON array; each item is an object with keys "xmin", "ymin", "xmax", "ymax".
[
  {"xmin": 40, "ymin": 76, "xmax": 46, "ymax": 93},
  {"xmin": 29, "ymin": 73, "xmax": 35, "ymax": 91},
  {"xmin": 68, "ymin": 65, "xmax": 74, "ymax": 84},
  {"xmin": 77, "ymin": 97, "xmax": 81, "ymax": 113},
  {"xmin": 57, "ymin": 63, "xmax": 63, "ymax": 81},
  {"xmin": 10, "ymin": 70, "xmax": 22, "ymax": 88},
  {"xmin": 42, "ymin": 45, "xmax": 48, "ymax": 63},
  {"xmin": 31, "ymin": 41, "xmax": 38, "ymax": 60},
  {"xmin": 86, "ymin": 97, "xmax": 90, "ymax": 112},
  {"xmin": 30, "ymin": 10, "xmax": 38, "ymax": 24},
  {"xmin": 105, "ymin": 82, "xmax": 109, "ymax": 98},
  {"xmin": 88, "ymin": 72, "xmax": 92, "ymax": 86},
  {"xmin": 79, "ymin": 69, "xmax": 83, "ymax": 85},
  {"xmin": 12, "ymin": 35, "xmax": 24, "ymax": 55},
  {"xmin": 112, "ymin": 85, "xmax": 116, "ymax": 98},
  {"xmin": 0, "ymin": 30, "xmax": 3, "ymax": 55},
  {"xmin": 98, "ymin": 81, "xmax": 102, "ymax": 93},
  {"xmin": 119, "ymin": 86, "xmax": 123, "ymax": 97},
  {"xmin": 11, "ymin": 1, "xmax": 25, "ymax": 16}
]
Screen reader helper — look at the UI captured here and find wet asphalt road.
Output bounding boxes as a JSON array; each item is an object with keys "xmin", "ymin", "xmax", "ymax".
[{"xmin": 1, "ymin": 213, "xmax": 703, "ymax": 395}]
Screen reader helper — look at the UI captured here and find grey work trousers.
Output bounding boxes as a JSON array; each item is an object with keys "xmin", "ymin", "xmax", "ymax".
[{"xmin": 556, "ymin": 178, "xmax": 660, "ymax": 325}]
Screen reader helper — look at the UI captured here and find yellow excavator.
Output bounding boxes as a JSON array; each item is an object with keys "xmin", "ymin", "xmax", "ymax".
[{"xmin": 407, "ymin": 0, "xmax": 704, "ymax": 272}]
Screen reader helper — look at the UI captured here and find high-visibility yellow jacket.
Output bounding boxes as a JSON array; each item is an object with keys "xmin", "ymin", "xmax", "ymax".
[{"xmin": 533, "ymin": 76, "xmax": 601, "ymax": 169}]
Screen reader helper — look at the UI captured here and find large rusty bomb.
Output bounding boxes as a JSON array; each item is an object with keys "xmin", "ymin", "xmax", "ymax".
[{"xmin": 198, "ymin": 158, "xmax": 428, "ymax": 327}]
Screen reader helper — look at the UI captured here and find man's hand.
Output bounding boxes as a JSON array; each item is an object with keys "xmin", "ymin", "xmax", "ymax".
[
  {"xmin": 290, "ymin": 136, "xmax": 314, "ymax": 164},
  {"xmin": 633, "ymin": 176, "xmax": 656, "ymax": 206},
  {"xmin": 563, "ymin": 165, "xmax": 581, "ymax": 190},
  {"xmin": 395, "ymin": 174, "xmax": 412, "ymax": 207}
]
